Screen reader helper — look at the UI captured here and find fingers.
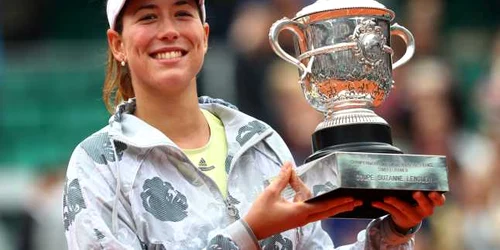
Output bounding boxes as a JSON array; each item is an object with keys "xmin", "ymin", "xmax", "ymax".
[
  {"xmin": 290, "ymin": 168, "xmax": 312, "ymax": 202},
  {"xmin": 372, "ymin": 192, "xmax": 446, "ymax": 230},
  {"xmin": 267, "ymin": 162, "xmax": 293, "ymax": 195},
  {"xmin": 413, "ymin": 192, "xmax": 433, "ymax": 215},
  {"xmin": 414, "ymin": 192, "xmax": 445, "ymax": 216},
  {"xmin": 372, "ymin": 200, "xmax": 407, "ymax": 220},
  {"xmin": 373, "ymin": 197, "xmax": 421, "ymax": 225},
  {"xmin": 429, "ymin": 192, "xmax": 446, "ymax": 206},
  {"xmin": 306, "ymin": 200, "xmax": 362, "ymax": 223},
  {"xmin": 302, "ymin": 197, "xmax": 358, "ymax": 214}
]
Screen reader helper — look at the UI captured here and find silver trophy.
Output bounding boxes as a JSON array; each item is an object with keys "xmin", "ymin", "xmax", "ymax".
[{"xmin": 268, "ymin": 0, "xmax": 449, "ymax": 218}]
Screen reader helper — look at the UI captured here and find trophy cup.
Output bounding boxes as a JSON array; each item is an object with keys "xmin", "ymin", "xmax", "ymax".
[{"xmin": 268, "ymin": 0, "xmax": 449, "ymax": 218}]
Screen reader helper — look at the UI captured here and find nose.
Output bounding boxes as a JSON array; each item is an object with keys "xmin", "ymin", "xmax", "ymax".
[{"xmin": 158, "ymin": 19, "xmax": 179, "ymax": 41}]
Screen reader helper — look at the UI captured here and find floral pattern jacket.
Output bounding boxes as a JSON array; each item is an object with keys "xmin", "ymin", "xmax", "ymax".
[{"xmin": 63, "ymin": 97, "xmax": 416, "ymax": 249}]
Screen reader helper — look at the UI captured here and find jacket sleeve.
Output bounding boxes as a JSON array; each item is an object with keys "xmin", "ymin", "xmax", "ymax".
[
  {"xmin": 64, "ymin": 145, "xmax": 261, "ymax": 250},
  {"xmin": 203, "ymin": 219, "xmax": 260, "ymax": 250},
  {"xmin": 297, "ymin": 216, "xmax": 416, "ymax": 249}
]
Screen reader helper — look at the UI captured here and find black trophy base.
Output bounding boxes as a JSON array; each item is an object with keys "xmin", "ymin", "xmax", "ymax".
[
  {"xmin": 306, "ymin": 123, "xmax": 403, "ymax": 163},
  {"xmin": 300, "ymin": 123, "xmax": 447, "ymax": 219}
]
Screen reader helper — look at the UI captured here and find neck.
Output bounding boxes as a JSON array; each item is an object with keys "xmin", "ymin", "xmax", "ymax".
[{"xmin": 133, "ymin": 81, "xmax": 209, "ymax": 149}]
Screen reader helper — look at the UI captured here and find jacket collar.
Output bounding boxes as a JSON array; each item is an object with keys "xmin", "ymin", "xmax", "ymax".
[{"xmin": 107, "ymin": 97, "xmax": 272, "ymax": 151}]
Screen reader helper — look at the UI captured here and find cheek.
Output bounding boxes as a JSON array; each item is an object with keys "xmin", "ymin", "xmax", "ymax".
[
  {"xmin": 123, "ymin": 29, "xmax": 154, "ymax": 58},
  {"xmin": 186, "ymin": 26, "xmax": 207, "ymax": 50}
]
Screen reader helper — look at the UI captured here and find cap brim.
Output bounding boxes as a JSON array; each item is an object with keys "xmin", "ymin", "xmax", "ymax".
[{"xmin": 107, "ymin": 0, "xmax": 206, "ymax": 29}]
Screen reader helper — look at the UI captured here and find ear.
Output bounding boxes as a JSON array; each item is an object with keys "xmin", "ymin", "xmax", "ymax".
[
  {"xmin": 202, "ymin": 23, "xmax": 210, "ymax": 54},
  {"xmin": 107, "ymin": 29, "xmax": 126, "ymax": 62}
]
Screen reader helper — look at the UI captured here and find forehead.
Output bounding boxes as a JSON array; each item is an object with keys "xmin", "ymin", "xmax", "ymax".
[{"xmin": 124, "ymin": 0, "xmax": 198, "ymax": 11}]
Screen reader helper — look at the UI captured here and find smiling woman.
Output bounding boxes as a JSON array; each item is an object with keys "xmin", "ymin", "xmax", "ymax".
[
  {"xmin": 103, "ymin": 0, "xmax": 207, "ymax": 114},
  {"xmin": 62, "ymin": 0, "xmax": 445, "ymax": 249}
]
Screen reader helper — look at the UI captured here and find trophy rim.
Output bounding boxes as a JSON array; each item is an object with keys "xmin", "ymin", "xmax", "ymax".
[{"xmin": 295, "ymin": 7, "xmax": 395, "ymax": 24}]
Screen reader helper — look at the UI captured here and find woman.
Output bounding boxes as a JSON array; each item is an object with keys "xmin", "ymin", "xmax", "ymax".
[{"xmin": 63, "ymin": 0, "xmax": 445, "ymax": 249}]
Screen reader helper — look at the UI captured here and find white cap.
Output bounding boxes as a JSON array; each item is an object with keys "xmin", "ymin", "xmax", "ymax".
[{"xmin": 106, "ymin": 0, "xmax": 206, "ymax": 29}]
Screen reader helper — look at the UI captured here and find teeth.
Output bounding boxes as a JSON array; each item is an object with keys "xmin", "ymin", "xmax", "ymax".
[{"xmin": 155, "ymin": 51, "xmax": 182, "ymax": 59}]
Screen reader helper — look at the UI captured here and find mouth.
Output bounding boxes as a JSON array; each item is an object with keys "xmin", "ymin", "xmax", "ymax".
[{"xmin": 151, "ymin": 50, "xmax": 187, "ymax": 60}]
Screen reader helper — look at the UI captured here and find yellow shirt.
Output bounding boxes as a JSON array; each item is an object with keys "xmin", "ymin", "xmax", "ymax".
[{"xmin": 183, "ymin": 109, "xmax": 228, "ymax": 197}]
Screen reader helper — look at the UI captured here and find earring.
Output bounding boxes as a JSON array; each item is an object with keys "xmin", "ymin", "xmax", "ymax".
[{"xmin": 121, "ymin": 60, "xmax": 126, "ymax": 67}]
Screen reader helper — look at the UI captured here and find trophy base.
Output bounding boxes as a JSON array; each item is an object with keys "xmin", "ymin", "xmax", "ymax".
[
  {"xmin": 292, "ymin": 151, "xmax": 449, "ymax": 219},
  {"xmin": 295, "ymin": 124, "xmax": 448, "ymax": 219},
  {"xmin": 306, "ymin": 123, "xmax": 403, "ymax": 163},
  {"xmin": 309, "ymin": 123, "xmax": 398, "ymax": 157}
]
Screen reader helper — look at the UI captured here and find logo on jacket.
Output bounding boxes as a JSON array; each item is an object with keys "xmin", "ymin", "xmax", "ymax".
[
  {"xmin": 198, "ymin": 158, "xmax": 215, "ymax": 171},
  {"xmin": 260, "ymin": 234, "xmax": 293, "ymax": 250},
  {"xmin": 207, "ymin": 235, "xmax": 239, "ymax": 250},
  {"xmin": 236, "ymin": 120, "xmax": 267, "ymax": 146},
  {"xmin": 141, "ymin": 177, "xmax": 188, "ymax": 222},
  {"xmin": 63, "ymin": 179, "xmax": 87, "ymax": 231}
]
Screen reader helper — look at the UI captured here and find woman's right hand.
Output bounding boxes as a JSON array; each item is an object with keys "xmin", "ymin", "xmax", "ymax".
[{"xmin": 243, "ymin": 162, "xmax": 363, "ymax": 240}]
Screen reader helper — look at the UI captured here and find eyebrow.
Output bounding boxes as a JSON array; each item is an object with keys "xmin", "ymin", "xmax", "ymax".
[
  {"xmin": 133, "ymin": 3, "xmax": 157, "ymax": 15},
  {"xmin": 174, "ymin": 0, "xmax": 189, "ymax": 6}
]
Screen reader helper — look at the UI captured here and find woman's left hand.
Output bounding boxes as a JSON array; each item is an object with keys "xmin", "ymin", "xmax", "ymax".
[{"xmin": 372, "ymin": 191, "xmax": 446, "ymax": 232}]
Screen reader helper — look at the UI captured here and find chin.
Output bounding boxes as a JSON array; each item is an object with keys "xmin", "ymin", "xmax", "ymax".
[{"xmin": 152, "ymin": 76, "xmax": 193, "ymax": 93}]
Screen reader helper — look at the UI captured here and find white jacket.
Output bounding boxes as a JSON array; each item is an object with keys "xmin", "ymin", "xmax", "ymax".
[{"xmin": 63, "ymin": 97, "xmax": 416, "ymax": 249}]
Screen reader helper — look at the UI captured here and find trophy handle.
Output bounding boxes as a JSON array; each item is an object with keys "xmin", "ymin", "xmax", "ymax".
[
  {"xmin": 390, "ymin": 23, "xmax": 415, "ymax": 69},
  {"xmin": 269, "ymin": 18, "xmax": 308, "ymax": 77}
]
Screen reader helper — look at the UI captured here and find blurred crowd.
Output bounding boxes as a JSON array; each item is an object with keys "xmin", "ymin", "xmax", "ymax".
[{"xmin": 1, "ymin": 0, "xmax": 499, "ymax": 249}]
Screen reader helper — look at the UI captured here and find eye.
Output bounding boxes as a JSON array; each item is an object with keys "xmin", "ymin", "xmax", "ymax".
[
  {"xmin": 175, "ymin": 10, "xmax": 194, "ymax": 17},
  {"xmin": 139, "ymin": 13, "xmax": 157, "ymax": 22}
]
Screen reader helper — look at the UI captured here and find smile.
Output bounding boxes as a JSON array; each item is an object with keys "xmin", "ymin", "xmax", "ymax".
[{"xmin": 153, "ymin": 51, "xmax": 184, "ymax": 60}]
